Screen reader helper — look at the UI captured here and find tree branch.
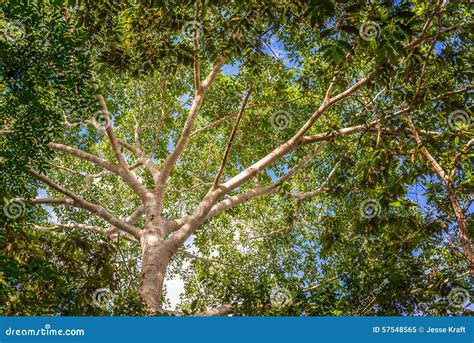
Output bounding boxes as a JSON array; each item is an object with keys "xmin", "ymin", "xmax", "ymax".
[
  {"xmin": 402, "ymin": 110, "xmax": 474, "ymax": 277},
  {"xmin": 194, "ymin": 304, "xmax": 232, "ymax": 316},
  {"xmin": 156, "ymin": 57, "xmax": 226, "ymax": 205},
  {"xmin": 193, "ymin": 1, "xmax": 202, "ymax": 91},
  {"xmin": 92, "ymin": 80, "xmax": 127, "ymax": 167},
  {"xmin": 289, "ymin": 160, "xmax": 340, "ymax": 200},
  {"xmin": 30, "ymin": 198, "xmax": 74, "ymax": 206},
  {"xmin": 167, "ymin": 145, "xmax": 322, "ymax": 236},
  {"xmin": 125, "ymin": 205, "xmax": 145, "ymax": 224},
  {"xmin": 31, "ymin": 223, "xmax": 138, "ymax": 243},
  {"xmin": 118, "ymin": 138, "xmax": 160, "ymax": 182},
  {"xmin": 48, "ymin": 142, "xmax": 150, "ymax": 200},
  {"xmin": 215, "ymin": 69, "xmax": 377, "ymax": 197},
  {"xmin": 47, "ymin": 143, "xmax": 118, "ymax": 174},
  {"xmin": 212, "ymin": 87, "xmax": 253, "ymax": 189},
  {"xmin": 91, "ymin": 80, "xmax": 152, "ymax": 201},
  {"xmin": 29, "ymin": 168, "xmax": 142, "ymax": 239}
]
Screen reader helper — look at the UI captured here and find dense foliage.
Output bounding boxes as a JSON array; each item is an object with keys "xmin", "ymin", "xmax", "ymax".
[{"xmin": 1, "ymin": 0, "xmax": 472, "ymax": 316}]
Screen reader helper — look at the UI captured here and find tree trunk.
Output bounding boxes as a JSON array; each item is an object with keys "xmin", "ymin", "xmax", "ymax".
[
  {"xmin": 448, "ymin": 188, "xmax": 474, "ymax": 279},
  {"xmin": 138, "ymin": 228, "xmax": 173, "ymax": 311}
]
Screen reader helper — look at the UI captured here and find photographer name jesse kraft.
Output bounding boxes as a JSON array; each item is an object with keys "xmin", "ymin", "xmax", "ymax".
[{"xmin": 372, "ymin": 326, "xmax": 466, "ymax": 334}]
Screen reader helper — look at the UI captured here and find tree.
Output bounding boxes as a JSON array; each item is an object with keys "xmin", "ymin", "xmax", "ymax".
[{"xmin": 1, "ymin": 0, "xmax": 472, "ymax": 315}]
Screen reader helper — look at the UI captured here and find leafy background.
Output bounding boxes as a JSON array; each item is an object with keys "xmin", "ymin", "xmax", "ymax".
[{"xmin": 0, "ymin": 0, "xmax": 472, "ymax": 316}]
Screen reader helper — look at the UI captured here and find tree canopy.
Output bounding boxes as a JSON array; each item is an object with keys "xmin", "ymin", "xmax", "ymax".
[{"xmin": 1, "ymin": 0, "xmax": 472, "ymax": 316}]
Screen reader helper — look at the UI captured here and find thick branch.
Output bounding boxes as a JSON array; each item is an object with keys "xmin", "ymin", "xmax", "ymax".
[
  {"xmin": 92, "ymin": 81, "xmax": 151, "ymax": 201},
  {"xmin": 31, "ymin": 223, "xmax": 138, "ymax": 243},
  {"xmin": 166, "ymin": 146, "xmax": 321, "ymax": 237},
  {"xmin": 194, "ymin": 304, "xmax": 232, "ymax": 316},
  {"xmin": 30, "ymin": 198, "xmax": 74, "ymax": 206},
  {"xmin": 29, "ymin": 169, "xmax": 141, "ymax": 239},
  {"xmin": 48, "ymin": 143, "xmax": 118, "ymax": 174},
  {"xmin": 402, "ymin": 111, "xmax": 474, "ymax": 277},
  {"xmin": 205, "ymin": 146, "xmax": 321, "ymax": 221},
  {"xmin": 48, "ymin": 142, "xmax": 150, "ymax": 200},
  {"xmin": 156, "ymin": 58, "xmax": 226, "ymax": 202},
  {"xmin": 92, "ymin": 80, "xmax": 126, "ymax": 167},
  {"xmin": 119, "ymin": 139, "xmax": 160, "ymax": 182},
  {"xmin": 216, "ymin": 70, "xmax": 376, "ymax": 196},
  {"xmin": 125, "ymin": 205, "xmax": 145, "ymax": 224}
]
